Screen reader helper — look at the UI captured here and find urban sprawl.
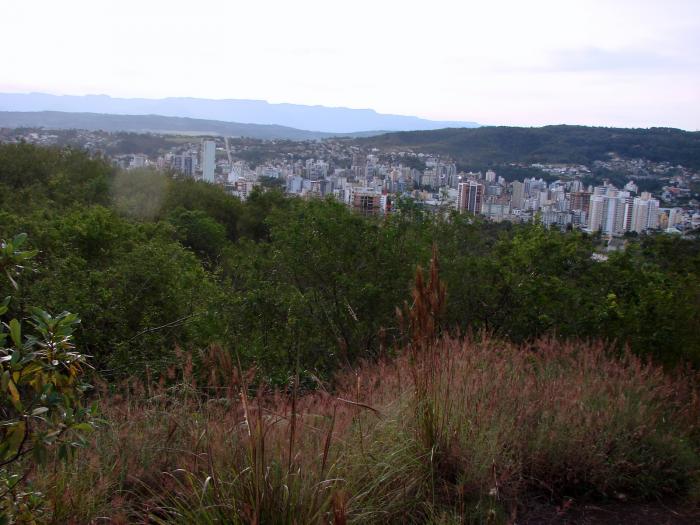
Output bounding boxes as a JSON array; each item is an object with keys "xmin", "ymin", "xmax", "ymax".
[{"xmin": 6, "ymin": 129, "xmax": 700, "ymax": 236}]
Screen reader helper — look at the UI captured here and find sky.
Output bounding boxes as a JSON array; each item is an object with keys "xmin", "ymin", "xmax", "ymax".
[{"xmin": 1, "ymin": 0, "xmax": 699, "ymax": 129}]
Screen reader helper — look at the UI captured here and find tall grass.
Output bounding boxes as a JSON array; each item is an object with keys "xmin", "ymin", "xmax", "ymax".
[
  {"xmin": 33, "ymin": 255, "xmax": 700, "ymax": 523},
  {"xmin": 32, "ymin": 335, "xmax": 699, "ymax": 524}
]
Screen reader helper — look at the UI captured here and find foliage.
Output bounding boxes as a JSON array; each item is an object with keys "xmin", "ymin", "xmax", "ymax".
[
  {"xmin": 168, "ymin": 208, "xmax": 228, "ymax": 261},
  {"xmin": 1, "ymin": 144, "xmax": 699, "ymax": 383},
  {"xmin": 0, "ymin": 233, "xmax": 95, "ymax": 523},
  {"xmin": 0, "ymin": 143, "xmax": 111, "ymax": 213},
  {"xmin": 1, "ymin": 143, "xmax": 699, "ymax": 521},
  {"xmin": 398, "ymin": 155, "xmax": 426, "ymax": 172},
  {"xmin": 162, "ymin": 176, "xmax": 244, "ymax": 241},
  {"xmin": 106, "ymin": 132, "xmax": 182, "ymax": 157},
  {"xmin": 582, "ymin": 169, "xmax": 664, "ymax": 194},
  {"xmin": 258, "ymin": 174, "xmax": 285, "ymax": 189},
  {"xmin": 360, "ymin": 125, "xmax": 700, "ymax": 170}
]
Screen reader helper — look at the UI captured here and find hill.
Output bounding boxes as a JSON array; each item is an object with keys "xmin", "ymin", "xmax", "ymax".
[
  {"xmin": 0, "ymin": 92, "xmax": 479, "ymax": 133},
  {"xmin": 0, "ymin": 110, "xmax": 387, "ymax": 140},
  {"xmin": 360, "ymin": 125, "xmax": 700, "ymax": 169}
]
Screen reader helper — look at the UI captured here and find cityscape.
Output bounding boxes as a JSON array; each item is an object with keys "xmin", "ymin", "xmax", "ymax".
[{"xmin": 4, "ymin": 127, "xmax": 699, "ymax": 237}]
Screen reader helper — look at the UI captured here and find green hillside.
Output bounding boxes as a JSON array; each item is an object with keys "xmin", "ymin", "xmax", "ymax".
[{"xmin": 362, "ymin": 125, "xmax": 700, "ymax": 169}]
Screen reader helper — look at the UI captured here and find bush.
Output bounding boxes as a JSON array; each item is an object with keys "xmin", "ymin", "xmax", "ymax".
[{"xmin": 0, "ymin": 234, "xmax": 95, "ymax": 523}]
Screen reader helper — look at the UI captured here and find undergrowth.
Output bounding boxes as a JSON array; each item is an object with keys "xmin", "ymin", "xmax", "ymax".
[{"xmin": 30, "ymin": 253, "xmax": 700, "ymax": 524}]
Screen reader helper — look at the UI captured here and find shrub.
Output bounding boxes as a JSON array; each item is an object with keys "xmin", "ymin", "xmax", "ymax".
[{"xmin": 0, "ymin": 234, "xmax": 95, "ymax": 523}]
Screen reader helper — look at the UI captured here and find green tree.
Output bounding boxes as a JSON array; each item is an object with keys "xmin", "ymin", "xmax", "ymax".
[{"xmin": 168, "ymin": 208, "xmax": 228, "ymax": 262}]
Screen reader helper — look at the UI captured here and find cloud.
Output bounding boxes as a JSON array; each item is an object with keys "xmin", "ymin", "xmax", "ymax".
[
  {"xmin": 446, "ymin": 46, "xmax": 695, "ymax": 77},
  {"xmin": 261, "ymin": 47, "xmax": 342, "ymax": 58},
  {"xmin": 545, "ymin": 47, "xmax": 689, "ymax": 73}
]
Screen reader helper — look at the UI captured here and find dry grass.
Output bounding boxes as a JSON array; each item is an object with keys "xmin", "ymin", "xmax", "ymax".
[
  {"xmin": 32, "ymin": 335, "xmax": 700, "ymax": 524},
  {"xmin": 31, "ymin": 255, "xmax": 700, "ymax": 523}
]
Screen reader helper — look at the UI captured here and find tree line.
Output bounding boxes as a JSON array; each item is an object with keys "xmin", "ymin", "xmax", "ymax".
[{"xmin": 1, "ymin": 144, "xmax": 699, "ymax": 385}]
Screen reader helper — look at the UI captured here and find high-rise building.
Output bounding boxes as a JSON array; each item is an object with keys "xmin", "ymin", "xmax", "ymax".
[
  {"xmin": 622, "ymin": 195, "xmax": 635, "ymax": 232},
  {"xmin": 457, "ymin": 181, "xmax": 484, "ymax": 214},
  {"xmin": 129, "ymin": 155, "xmax": 147, "ymax": 169},
  {"xmin": 624, "ymin": 180, "xmax": 639, "ymax": 194},
  {"xmin": 587, "ymin": 187, "xmax": 636, "ymax": 235},
  {"xmin": 588, "ymin": 194, "xmax": 606, "ymax": 232},
  {"xmin": 201, "ymin": 140, "xmax": 216, "ymax": 183},
  {"xmin": 421, "ymin": 168, "xmax": 438, "ymax": 189},
  {"xmin": 511, "ymin": 181, "xmax": 525, "ymax": 209},
  {"xmin": 668, "ymin": 208, "xmax": 683, "ymax": 227},
  {"xmin": 171, "ymin": 153, "xmax": 197, "ymax": 177},
  {"xmin": 482, "ymin": 202, "xmax": 509, "ymax": 222},
  {"xmin": 630, "ymin": 192, "xmax": 660, "ymax": 233},
  {"xmin": 524, "ymin": 177, "xmax": 546, "ymax": 197},
  {"xmin": 570, "ymin": 178, "xmax": 584, "ymax": 193},
  {"xmin": 570, "ymin": 191, "xmax": 591, "ymax": 215},
  {"xmin": 351, "ymin": 189, "xmax": 381, "ymax": 215}
]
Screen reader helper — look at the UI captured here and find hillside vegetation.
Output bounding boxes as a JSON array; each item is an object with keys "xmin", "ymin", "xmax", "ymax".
[
  {"xmin": 360, "ymin": 125, "xmax": 700, "ymax": 169},
  {"xmin": 1, "ymin": 145, "xmax": 699, "ymax": 380},
  {"xmin": 33, "ymin": 333, "xmax": 700, "ymax": 523},
  {"xmin": 1, "ymin": 144, "xmax": 700, "ymax": 522}
]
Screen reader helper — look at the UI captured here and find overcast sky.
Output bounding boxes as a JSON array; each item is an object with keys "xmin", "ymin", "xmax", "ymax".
[{"xmin": 1, "ymin": 0, "xmax": 699, "ymax": 129}]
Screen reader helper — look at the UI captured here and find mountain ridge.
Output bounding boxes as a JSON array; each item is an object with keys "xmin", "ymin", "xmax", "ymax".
[
  {"xmin": 0, "ymin": 110, "xmax": 386, "ymax": 140},
  {"xmin": 0, "ymin": 92, "xmax": 479, "ymax": 133}
]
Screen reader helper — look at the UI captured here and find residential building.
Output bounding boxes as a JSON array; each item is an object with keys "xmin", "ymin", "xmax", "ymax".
[
  {"xmin": 457, "ymin": 181, "xmax": 484, "ymax": 214},
  {"xmin": 630, "ymin": 192, "xmax": 660, "ymax": 233},
  {"xmin": 511, "ymin": 181, "xmax": 525, "ymax": 209},
  {"xmin": 201, "ymin": 140, "xmax": 216, "ymax": 183}
]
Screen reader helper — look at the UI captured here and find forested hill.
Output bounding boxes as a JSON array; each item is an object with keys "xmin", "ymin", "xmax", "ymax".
[{"xmin": 361, "ymin": 125, "xmax": 700, "ymax": 169}]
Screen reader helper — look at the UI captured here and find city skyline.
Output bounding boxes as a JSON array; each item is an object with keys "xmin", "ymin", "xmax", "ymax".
[
  {"xmin": 1, "ymin": 0, "xmax": 699, "ymax": 130},
  {"xmin": 5, "ymin": 125, "xmax": 693, "ymax": 235}
]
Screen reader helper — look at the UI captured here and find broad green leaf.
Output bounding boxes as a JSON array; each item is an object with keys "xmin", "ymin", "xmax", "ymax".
[
  {"xmin": 12, "ymin": 233, "xmax": 27, "ymax": 248},
  {"xmin": 2, "ymin": 421, "xmax": 26, "ymax": 461},
  {"xmin": 8, "ymin": 319, "xmax": 21, "ymax": 347},
  {"xmin": 71, "ymin": 422, "xmax": 94, "ymax": 433}
]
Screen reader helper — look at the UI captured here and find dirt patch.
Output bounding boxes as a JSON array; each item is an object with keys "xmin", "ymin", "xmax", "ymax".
[{"xmin": 518, "ymin": 501, "xmax": 700, "ymax": 524}]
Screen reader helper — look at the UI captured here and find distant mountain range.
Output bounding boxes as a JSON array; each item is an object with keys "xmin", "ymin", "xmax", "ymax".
[
  {"xmin": 0, "ymin": 93, "xmax": 479, "ymax": 134},
  {"xmin": 0, "ymin": 111, "xmax": 384, "ymax": 140}
]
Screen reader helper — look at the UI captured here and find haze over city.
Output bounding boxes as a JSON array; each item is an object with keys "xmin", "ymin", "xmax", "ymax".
[{"xmin": 1, "ymin": 0, "xmax": 699, "ymax": 130}]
